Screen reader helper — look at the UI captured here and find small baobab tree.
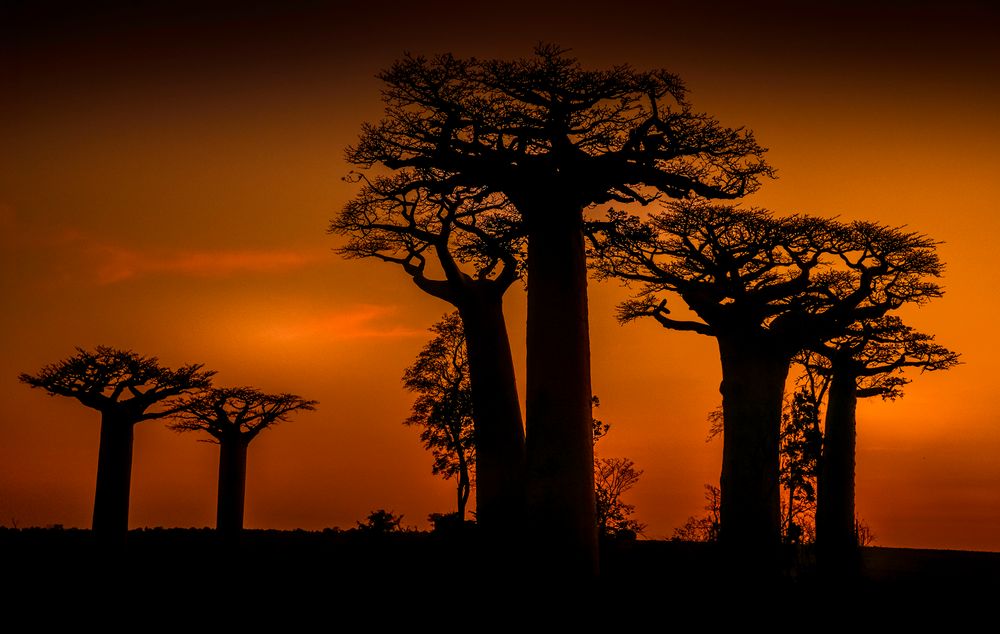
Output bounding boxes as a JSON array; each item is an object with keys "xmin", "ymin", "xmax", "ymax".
[
  {"xmin": 803, "ymin": 316, "xmax": 958, "ymax": 557},
  {"xmin": 18, "ymin": 346, "xmax": 214, "ymax": 544},
  {"xmin": 169, "ymin": 387, "xmax": 317, "ymax": 542}
]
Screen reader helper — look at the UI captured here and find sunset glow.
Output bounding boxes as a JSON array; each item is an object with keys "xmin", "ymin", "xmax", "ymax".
[{"xmin": 2, "ymin": 1, "xmax": 998, "ymax": 551}]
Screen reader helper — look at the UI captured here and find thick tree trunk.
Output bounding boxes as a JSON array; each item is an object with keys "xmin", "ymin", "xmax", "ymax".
[
  {"xmin": 457, "ymin": 293, "xmax": 525, "ymax": 537},
  {"xmin": 217, "ymin": 438, "xmax": 248, "ymax": 544},
  {"xmin": 717, "ymin": 335, "xmax": 789, "ymax": 557},
  {"xmin": 523, "ymin": 203, "xmax": 597, "ymax": 577},
  {"xmin": 92, "ymin": 413, "xmax": 134, "ymax": 545},
  {"xmin": 816, "ymin": 369, "xmax": 859, "ymax": 557}
]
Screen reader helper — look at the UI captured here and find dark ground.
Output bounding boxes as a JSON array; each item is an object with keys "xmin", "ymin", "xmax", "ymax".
[{"xmin": 2, "ymin": 527, "xmax": 997, "ymax": 619}]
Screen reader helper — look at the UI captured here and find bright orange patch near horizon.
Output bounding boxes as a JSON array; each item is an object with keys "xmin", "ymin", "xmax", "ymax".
[{"xmin": 2, "ymin": 2, "xmax": 998, "ymax": 550}]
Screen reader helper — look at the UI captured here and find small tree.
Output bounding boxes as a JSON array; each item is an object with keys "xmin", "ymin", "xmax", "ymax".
[
  {"xmin": 592, "ymin": 398, "xmax": 645, "ymax": 539},
  {"xmin": 672, "ymin": 485, "xmax": 721, "ymax": 543},
  {"xmin": 18, "ymin": 346, "xmax": 214, "ymax": 544},
  {"xmin": 170, "ymin": 387, "xmax": 317, "ymax": 542},
  {"xmin": 780, "ymin": 386, "xmax": 823, "ymax": 543},
  {"xmin": 402, "ymin": 313, "xmax": 476, "ymax": 521},
  {"xmin": 356, "ymin": 509, "xmax": 405, "ymax": 534}
]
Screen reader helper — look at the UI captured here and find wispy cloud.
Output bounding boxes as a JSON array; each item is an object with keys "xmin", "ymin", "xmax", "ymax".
[
  {"xmin": 0, "ymin": 208, "xmax": 322, "ymax": 284},
  {"xmin": 263, "ymin": 304, "xmax": 424, "ymax": 341},
  {"xmin": 90, "ymin": 245, "xmax": 322, "ymax": 284}
]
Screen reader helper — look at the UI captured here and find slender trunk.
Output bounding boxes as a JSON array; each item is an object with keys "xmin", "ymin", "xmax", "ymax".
[
  {"xmin": 523, "ymin": 203, "xmax": 597, "ymax": 577},
  {"xmin": 92, "ymin": 413, "xmax": 134, "ymax": 545},
  {"xmin": 717, "ymin": 335, "xmax": 789, "ymax": 557},
  {"xmin": 457, "ymin": 458, "xmax": 470, "ymax": 522},
  {"xmin": 816, "ymin": 368, "xmax": 858, "ymax": 556},
  {"xmin": 457, "ymin": 292, "xmax": 525, "ymax": 536},
  {"xmin": 217, "ymin": 438, "xmax": 248, "ymax": 544}
]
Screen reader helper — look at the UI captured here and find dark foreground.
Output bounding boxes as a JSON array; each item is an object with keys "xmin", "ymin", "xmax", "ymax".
[{"xmin": 3, "ymin": 527, "xmax": 997, "ymax": 617}]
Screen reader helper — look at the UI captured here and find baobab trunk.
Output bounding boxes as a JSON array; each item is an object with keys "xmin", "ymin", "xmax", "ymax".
[
  {"xmin": 816, "ymin": 369, "xmax": 859, "ymax": 558},
  {"xmin": 523, "ymin": 202, "xmax": 597, "ymax": 576},
  {"xmin": 217, "ymin": 439, "xmax": 248, "ymax": 544},
  {"xmin": 457, "ymin": 292, "xmax": 525, "ymax": 536},
  {"xmin": 717, "ymin": 335, "xmax": 788, "ymax": 556},
  {"xmin": 92, "ymin": 414, "xmax": 135, "ymax": 545}
]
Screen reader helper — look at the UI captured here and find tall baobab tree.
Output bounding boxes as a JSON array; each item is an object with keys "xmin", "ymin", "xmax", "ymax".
[
  {"xmin": 169, "ymin": 387, "xmax": 317, "ymax": 543},
  {"xmin": 18, "ymin": 346, "xmax": 214, "ymax": 544},
  {"xmin": 592, "ymin": 201, "xmax": 944, "ymax": 554},
  {"xmin": 331, "ymin": 174, "xmax": 525, "ymax": 538},
  {"xmin": 804, "ymin": 317, "xmax": 958, "ymax": 559},
  {"xmin": 347, "ymin": 44, "xmax": 771, "ymax": 572}
]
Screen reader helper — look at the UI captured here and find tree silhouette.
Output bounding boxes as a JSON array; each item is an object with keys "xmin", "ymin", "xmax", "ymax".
[
  {"xmin": 592, "ymin": 201, "xmax": 943, "ymax": 553},
  {"xmin": 803, "ymin": 316, "xmax": 958, "ymax": 558},
  {"xmin": 672, "ymin": 484, "xmax": 721, "ymax": 542},
  {"xmin": 332, "ymin": 175, "xmax": 525, "ymax": 537},
  {"xmin": 348, "ymin": 44, "xmax": 771, "ymax": 572},
  {"xmin": 18, "ymin": 346, "xmax": 214, "ymax": 544},
  {"xmin": 402, "ymin": 313, "xmax": 477, "ymax": 521},
  {"xmin": 590, "ymin": 399, "xmax": 645, "ymax": 539},
  {"xmin": 169, "ymin": 387, "xmax": 317, "ymax": 543},
  {"xmin": 780, "ymin": 385, "xmax": 823, "ymax": 543}
]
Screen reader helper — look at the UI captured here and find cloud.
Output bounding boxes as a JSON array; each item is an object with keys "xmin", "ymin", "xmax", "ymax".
[
  {"xmin": 0, "ymin": 209, "xmax": 322, "ymax": 284},
  {"xmin": 262, "ymin": 304, "xmax": 424, "ymax": 341},
  {"xmin": 90, "ymin": 244, "xmax": 323, "ymax": 284}
]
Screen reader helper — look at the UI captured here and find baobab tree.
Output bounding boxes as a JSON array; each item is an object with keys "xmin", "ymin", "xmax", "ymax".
[
  {"xmin": 347, "ymin": 44, "xmax": 771, "ymax": 572},
  {"xmin": 803, "ymin": 317, "xmax": 958, "ymax": 559},
  {"xmin": 592, "ymin": 201, "xmax": 944, "ymax": 553},
  {"xmin": 402, "ymin": 313, "xmax": 477, "ymax": 522},
  {"xmin": 169, "ymin": 387, "xmax": 317, "ymax": 543},
  {"xmin": 331, "ymin": 173, "xmax": 525, "ymax": 537},
  {"xmin": 18, "ymin": 346, "xmax": 214, "ymax": 544}
]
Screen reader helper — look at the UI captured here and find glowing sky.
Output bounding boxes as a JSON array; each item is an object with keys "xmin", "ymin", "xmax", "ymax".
[{"xmin": 2, "ymin": 1, "xmax": 998, "ymax": 550}]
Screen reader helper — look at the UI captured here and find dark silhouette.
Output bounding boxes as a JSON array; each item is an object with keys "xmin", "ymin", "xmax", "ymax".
[
  {"xmin": 402, "ymin": 313, "xmax": 476, "ymax": 521},
  {"xmin": 592, "ymin": 201, "xmax": 944, "ymax": 556},
  {"xmin": 591, "ymin": 399, "xmax": 645, "ymax": 539},
  {"xmin": 347, "ymin": 44, "xmax": 771, "ymax": 573},
  {"xmin": 803, "ymin": 317, "xmax": 958, "ymax": 561},
  {"xmin": 780, "ymin": 386, "xmax": 823, "ymax": 543},
  {"xmin": 672, "ymin": 485, "xmax": 722, "ymax": 542},
  {"xmin": 169, "ymin": 387, "xmax": 317, "ymax": 543},
  {"xmin": 356, "ymin": 509, "xmax": 406, "ymax": 534},
  {"xmin": 18, "ymin": 346, "xmax": 214, "ymax": 545},
  {"xmin": 331, "ymin": 176, "xmax": 525, "ymax": 539}
]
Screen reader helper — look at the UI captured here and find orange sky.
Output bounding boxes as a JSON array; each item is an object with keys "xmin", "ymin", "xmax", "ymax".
[{"xmin": 2, "ymin": 1, "xmax": 999, "ymax": 550}]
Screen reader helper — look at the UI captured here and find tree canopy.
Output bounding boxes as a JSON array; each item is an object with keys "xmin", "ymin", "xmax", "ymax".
[
  {"xmin": 346, "ymin": 44, "xmax": 772, "ymax": 208},
  {"xmin": 402, "ymin": 312, "xmax": 477, "ymax": 493},
  {"xmin": 19, "ymin": 345, "xmax": 215, "ymax": 419},
  {"xmin": 170, "ymin": 387, "xmax": 318, "ymax": 443}
]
